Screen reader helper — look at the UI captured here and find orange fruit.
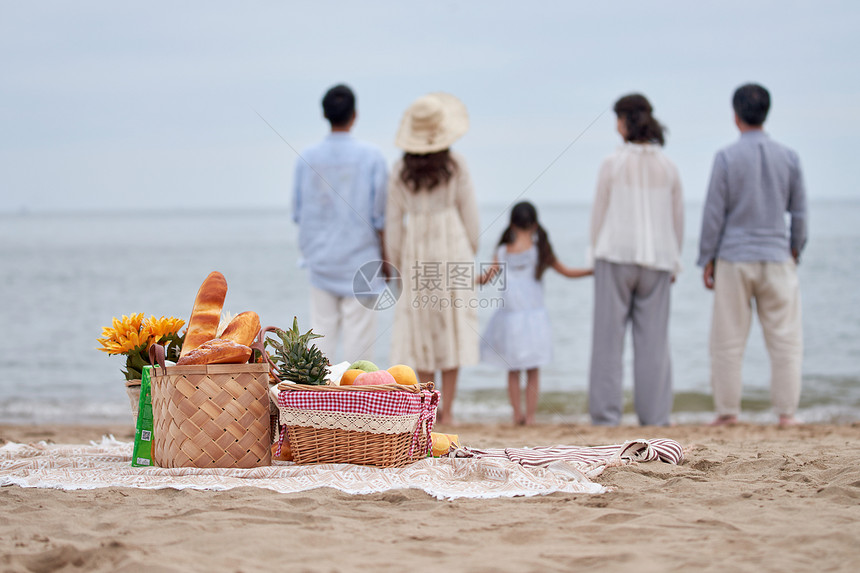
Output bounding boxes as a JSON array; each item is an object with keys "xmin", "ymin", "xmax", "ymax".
[
  {"xmin": 430, "ymin": 433, "xmax": 460, "ymax": 457},
  {"xmin": 430, "ymin": 433, "xmax": 451, "ymax": 457},
  {"xmin": 387, "ymin": 364, "xmax": 419, "ymax": 385},
  {"xmin": 339, "ymin": 369, "xmax": 364, "ymax": 386},
  {"xmin": 271, "ymin": 440, "xmax": 292, "ymax": 462}
]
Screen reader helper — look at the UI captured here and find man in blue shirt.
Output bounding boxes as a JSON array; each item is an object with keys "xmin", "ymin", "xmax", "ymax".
[
  {"xmin": 698, "ymin": 83, "xmax": 808, "ymax": 427},
  {"xmin": 292, "ymin": 84, "xmax": 388, "ymax": 362}
]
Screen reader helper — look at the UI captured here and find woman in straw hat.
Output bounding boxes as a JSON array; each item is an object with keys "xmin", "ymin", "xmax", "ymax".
[{"xmin": 385, "ymin": 93, "xmax": 480, "ymax": 425}]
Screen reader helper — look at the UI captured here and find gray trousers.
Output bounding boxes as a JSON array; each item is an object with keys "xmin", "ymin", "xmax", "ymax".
[{"xmin": 589, "ymin": 260, "xmax": 673, "ymax": 426}]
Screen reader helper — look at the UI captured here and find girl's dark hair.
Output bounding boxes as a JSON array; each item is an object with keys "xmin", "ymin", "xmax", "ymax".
[
  {"xmin": 400, "ymin": 150, "xmax": 456, "ymax": 192},
  {"xmin": 613, "ymin": 94, "xmax": 666, "ymax": 146},
  {"xmin": 498, "ymin": 201, "xmax": 556, "ymax": 280}
]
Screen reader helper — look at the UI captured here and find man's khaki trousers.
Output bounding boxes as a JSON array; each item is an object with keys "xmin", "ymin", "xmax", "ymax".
[{"xmin": 710, "ymin": 259, "xmax": 803, "ymax": 417}]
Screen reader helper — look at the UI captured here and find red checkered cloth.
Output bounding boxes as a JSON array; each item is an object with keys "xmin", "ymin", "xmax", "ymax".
[
  {"xmin": 276, "ymin": 388, "xmax": 439, "ymax": 459},
  {"xmin": 278, "ymin": 388, "xmax": 427, "ymax": 416}
]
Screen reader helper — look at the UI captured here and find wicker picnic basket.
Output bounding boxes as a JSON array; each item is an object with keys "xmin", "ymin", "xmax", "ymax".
[
  {"xmin": 148, "ymin": 344, "xmax": 272, "ymax": 469},
  {"xmin": 276, "ymin": 382, "xmax": 439, "ymax": 468}
]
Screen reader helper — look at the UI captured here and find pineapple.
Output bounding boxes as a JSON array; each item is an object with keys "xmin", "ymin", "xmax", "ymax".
[{"xmin": 266, "ymin": 317, "xmax": 329, "ymax": 385}]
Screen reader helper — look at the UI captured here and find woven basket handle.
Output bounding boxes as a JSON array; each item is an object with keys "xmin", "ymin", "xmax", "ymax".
[
  {"xmin": 148, "ymin": 343, "xmax": 167, "ymax": 376},
  {"xmin": 253, "ymin": 326, "xmax": 282, "ymax": 383}
]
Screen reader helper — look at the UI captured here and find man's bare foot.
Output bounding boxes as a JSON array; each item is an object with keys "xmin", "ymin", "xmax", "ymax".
[
  {"xmin": 709, "ymin": 415, "xmax": 738, "ymax": 427},
  {"xmin": 778, "ymin": 415, "xmax": 799, "ymax": 427}
]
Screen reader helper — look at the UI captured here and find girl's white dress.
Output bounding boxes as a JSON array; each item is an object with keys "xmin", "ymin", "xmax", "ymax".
[{"xmin": 480, "ymin": 244, "xmax": 553, "ymax": 370}]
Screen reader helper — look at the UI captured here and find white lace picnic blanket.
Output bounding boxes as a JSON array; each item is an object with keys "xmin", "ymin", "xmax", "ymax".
[{"xmin": 0, "ymin": 437, "xmax": 683, "ymax": 500}]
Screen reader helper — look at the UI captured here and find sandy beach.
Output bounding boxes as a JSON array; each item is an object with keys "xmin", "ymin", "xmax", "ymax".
[{"xmin": 2, "ymin": 423, "xmax": 859, "ymax": 572}]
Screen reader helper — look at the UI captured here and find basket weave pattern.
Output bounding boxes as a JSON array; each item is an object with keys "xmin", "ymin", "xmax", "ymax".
[
  {"xmin": 278, "ymin": 383, "xmax": 438, "ymax": 468},
  {"xmin": 285, "ymin": 425, "xmax": 417, "ymax": 467},
  {"xmin": 151, "ymin": 364, "xmax": 272, "ymax": 468}
]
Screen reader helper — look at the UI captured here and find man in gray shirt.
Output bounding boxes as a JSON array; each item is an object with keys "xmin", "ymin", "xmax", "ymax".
[{"xmin": 698, "ymin": 83, "xmax": 808, "ymax": 426}]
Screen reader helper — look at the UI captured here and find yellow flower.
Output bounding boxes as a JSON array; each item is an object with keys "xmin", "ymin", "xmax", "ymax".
[
  {"xmin": 111, "ymin": 313, "xmax": 144, "ymax": 335},
  {"xmin": 97, "ymin": 312, "xmax": 185, "ymax": 380},
  {"xmin": 96, "ymin": 339, "xmax": 122, "ymax": 354},
  {"xmin": 98, "ymin": 314, "xmax": 144, "ymax": 351},
  {"xmin": 97, "ymin": 312, "xmax": 178, "ymax": 355},
  {"xmin": 117, "ymin": 330, "xmax": 149, "ymax": 353},
  {"xmin": 142, "ymin": 315, "xmax": 185, "ymax": 342}
]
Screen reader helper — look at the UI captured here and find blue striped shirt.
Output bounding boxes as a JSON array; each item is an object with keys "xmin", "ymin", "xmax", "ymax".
[{"xmin": 697, "ymin": 130, "xmax": 807, "ymax": 266}]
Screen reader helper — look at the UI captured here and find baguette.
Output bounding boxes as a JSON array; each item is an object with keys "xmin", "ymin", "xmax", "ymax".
[
  {"xmin": 176, "ymin": 338, "xmax": 252, "ymax": 366},
  {"xmin": 219, "ymin": 311, "xmax": 261, "ymax": 347},
  {"xmin": 179, "ymin": 271, "xmax": 228, "ymax": 359}
]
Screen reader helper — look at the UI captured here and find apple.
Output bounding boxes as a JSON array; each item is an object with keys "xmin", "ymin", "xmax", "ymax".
[
  {"xmin": 353, "ymin": 370, "xmax": 396, "ymax": 386},
  {"xmin": 348, "ymin": 360, "xmax": 379, "ymax": 373}
]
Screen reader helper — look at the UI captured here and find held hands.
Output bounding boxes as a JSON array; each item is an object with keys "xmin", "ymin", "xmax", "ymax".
[
  {"xmin": 552, "ymin": 259, "xmax": 593, "ymax": 279},
  {"xmin": 478, "ymin": 259, "xmax": 593, "ymax": 284},
  {"xmin": 477, "ymin": 262, "xmax": 501, "ymax": 285},
  {"xmin": 561, "ymin": 266, "xmax": 594, "ymax": 279}
]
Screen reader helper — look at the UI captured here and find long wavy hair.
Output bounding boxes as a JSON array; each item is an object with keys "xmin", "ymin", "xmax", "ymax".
[
  {"xmin": 400, "ymin": 150, "xmax": 457, "ymax": 192},
  {"xmin": 498, "ymin": 201, "xmax": 556, "ymax": 280},
  {"xmin": 614, "ymin": 94, "xmax": 666, "ymax": 146}
]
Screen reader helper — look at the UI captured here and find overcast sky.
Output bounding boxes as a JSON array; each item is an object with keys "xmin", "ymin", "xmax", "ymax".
[{"xmin": 2, "ymin": 1, "xmax": 858, "ymax": 213}]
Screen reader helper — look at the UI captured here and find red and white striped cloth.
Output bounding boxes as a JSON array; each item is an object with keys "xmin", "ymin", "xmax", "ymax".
[{"xmin": 455, "ymin": 438, "xmax": 684, "ymax": 471}]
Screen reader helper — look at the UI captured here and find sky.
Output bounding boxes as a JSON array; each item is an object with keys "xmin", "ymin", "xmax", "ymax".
[{"xmin": 2, "ymin": 1, "xmax": 859, "ymax": 214}]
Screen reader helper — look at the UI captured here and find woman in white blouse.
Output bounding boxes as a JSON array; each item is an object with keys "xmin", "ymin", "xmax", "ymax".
[{"xmin": 587, "ymin": 94, "xmax": 684, "ymax": 426}]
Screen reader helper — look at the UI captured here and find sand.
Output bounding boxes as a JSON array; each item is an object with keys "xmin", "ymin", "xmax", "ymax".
[{"xmin": 2, "ymin": 422, "xmax": 859, "ymax": 573}]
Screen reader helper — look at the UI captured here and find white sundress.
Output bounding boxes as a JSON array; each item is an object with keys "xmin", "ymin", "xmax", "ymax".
[
  {"xmin": 480, "ymin": 245, "xmax": 553, "ymax": 371},
  {"xmin": 386, "ymin": 153, "xmax": 481, "ymax": 372}
]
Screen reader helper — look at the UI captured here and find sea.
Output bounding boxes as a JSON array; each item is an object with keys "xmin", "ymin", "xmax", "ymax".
[{"xmin": 2, "ymin": 201, "xmax": 859, "ymax": 426}]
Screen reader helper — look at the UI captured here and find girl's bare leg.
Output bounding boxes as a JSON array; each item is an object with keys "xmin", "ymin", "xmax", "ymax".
[
  {"xmin": 507, "ymin": 370, "xmax": 523, "ymax": 425},
  {"xmin": 438, "ymin": 368, "xmax": 459, "ymax": 425},
  {"xmin": 524, "ymin": 368, "xmax": 540, "ymax": 426}
]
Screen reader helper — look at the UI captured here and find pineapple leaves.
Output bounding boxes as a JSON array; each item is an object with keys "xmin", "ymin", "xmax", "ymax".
[{"xmin": 264, "ymin": 318, "xmax": 329, "ymax": 386}]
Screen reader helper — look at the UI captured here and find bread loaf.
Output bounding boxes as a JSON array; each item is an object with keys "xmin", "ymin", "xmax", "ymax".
[
  {"xmin": 176, "ymin": 338, "xmax": 252, "ymax": 366},
  {"xmin": 219, "ymin": 311, "xmax": 261, "ymax": 347},
  {"xmin": 179, "ymin": 271, "xmax": 228, "ymax": 359}
]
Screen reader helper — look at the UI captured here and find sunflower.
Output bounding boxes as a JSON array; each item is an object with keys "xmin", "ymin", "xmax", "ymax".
[
  {"xmin": 142, "ymin": 315, "xmax": 185, "ymax": 344},
  {"xmin": 97, "ymin": 313, "xmax": 186, "ymax": 380},
  {"xmin": 97, "ymin": 313, "xmax": 146, "ymax": 355},
  {"xmin": 114, "ymin": 313, "xmax": 144, "ymax": 336}
]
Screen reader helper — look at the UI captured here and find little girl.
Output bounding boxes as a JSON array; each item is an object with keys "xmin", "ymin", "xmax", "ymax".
[{"xmin": 478, "ymin": 201, "xmax": 592, "ymax": 425}]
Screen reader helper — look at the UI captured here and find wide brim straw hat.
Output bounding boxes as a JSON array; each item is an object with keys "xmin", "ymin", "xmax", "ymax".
[{"xmin": 395, "ymin": 92, "xmax": 469, "ymax": 154}]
